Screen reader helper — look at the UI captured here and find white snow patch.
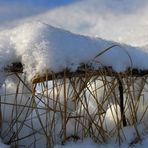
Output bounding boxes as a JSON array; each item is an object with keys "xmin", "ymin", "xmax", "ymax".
[{"xmin": 0, "ymin": 21, "xmax": 148, "ymax": 82}]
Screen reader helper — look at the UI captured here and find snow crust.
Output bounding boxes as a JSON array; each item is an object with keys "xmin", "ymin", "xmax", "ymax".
[
  {"xmin": 54, "ymin": 135, "xmax": 148, "ymax": 148},
  {"xmin": 1, "ymin": 22, "xmax": 148, "ymax": 82}
]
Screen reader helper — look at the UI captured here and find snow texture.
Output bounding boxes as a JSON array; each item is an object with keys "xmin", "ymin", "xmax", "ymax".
[
  {"xmin": 54, "ymin": 135, "xmax": 148, "ymax": 148},
  {"xmin": 0, "ymin": 21, "xmax": 148, "ymax": 82},
  {"xmin": 0, "ymin": 0, "xmax": 148, "ymax": 82}
]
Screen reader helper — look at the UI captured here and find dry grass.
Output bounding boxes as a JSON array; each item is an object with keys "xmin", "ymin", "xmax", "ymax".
[
  {"xmin": 1, "ymin": 44, "xmax": 148, "ymax": 147},
  {"xmin": 0, "ymin": 68, "xmax": 148, "ymax": 147}
]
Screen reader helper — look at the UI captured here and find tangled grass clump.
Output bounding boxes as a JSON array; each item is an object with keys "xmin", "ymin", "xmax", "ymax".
[
  {"xmin": 0, "ymin": 68, "xmax": 148, "ymax": 147},
  {"xmin": 0, "ymin": 45, "xmax": 148, "ymax": 147}
]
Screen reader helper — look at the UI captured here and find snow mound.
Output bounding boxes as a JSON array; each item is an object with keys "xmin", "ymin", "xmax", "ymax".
[{"xmin": 1, "ymin": 21, "xmax": 148, "ymax": 81}]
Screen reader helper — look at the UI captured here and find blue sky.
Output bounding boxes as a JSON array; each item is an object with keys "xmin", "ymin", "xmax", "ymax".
[
  {"xmin": 0, "ymin": 0, "xmax": 80, "ymax": 27},
  {"xmin": 1, "ymin": 0, "xmax": 79, "ymax": 8}
]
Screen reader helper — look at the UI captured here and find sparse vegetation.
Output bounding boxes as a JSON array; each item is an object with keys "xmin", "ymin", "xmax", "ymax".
[{"xmin": 0, "ymin": 66, "xmax": 148, "ymax": 147}]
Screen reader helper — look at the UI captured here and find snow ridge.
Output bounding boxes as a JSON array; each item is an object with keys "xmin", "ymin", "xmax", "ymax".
[{"xmin": 0, "ymin": 21, "xmax": 148, "ymax": 81}]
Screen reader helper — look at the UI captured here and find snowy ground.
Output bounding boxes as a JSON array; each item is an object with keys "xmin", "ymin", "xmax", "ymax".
[
  {"xmin": 0, "ymin": 0, "xmax": 148, "ymax": 148},
  {"xmin": 54, "ymin": 137, "xmax": 148, "ymax": 148}
]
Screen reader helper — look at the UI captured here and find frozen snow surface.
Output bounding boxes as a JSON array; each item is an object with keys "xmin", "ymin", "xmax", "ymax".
[
  {"xmin": 54, "ymin": 136, "xmax": 148, "ymax": 148},
  {"xmin": 1, "ymin": 21, "xmax": 148, "ymax": 81},
  {"xmin": 0, "ymin": 0, "xmax": 148, "ymax": 81}
]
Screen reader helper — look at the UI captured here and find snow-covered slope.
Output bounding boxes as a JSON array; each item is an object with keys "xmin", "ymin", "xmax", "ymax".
[
  {"xmin": 1, "ymin": 21, "xmax": 148, "ymax": 82},
  {"xmin": 0, "ymin": 0, "xmax": 148, "ymax": 83}
]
